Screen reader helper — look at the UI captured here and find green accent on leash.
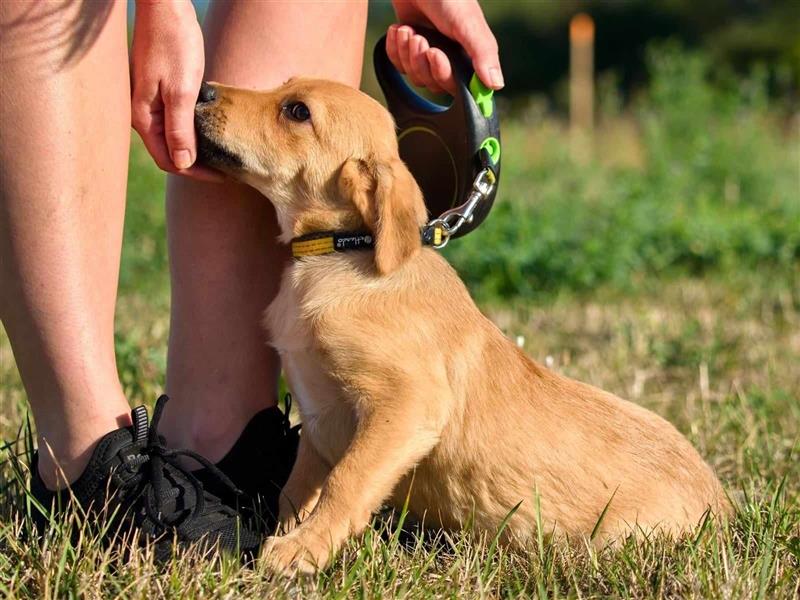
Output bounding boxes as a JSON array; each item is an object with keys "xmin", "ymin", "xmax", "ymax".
[
  {"xmin": 479, "ymin": 137, "xmax": 501, "ymax": 164},
  {"xmin": 469, "ymin": 73, "xmax": 494, "ymax": 118}
]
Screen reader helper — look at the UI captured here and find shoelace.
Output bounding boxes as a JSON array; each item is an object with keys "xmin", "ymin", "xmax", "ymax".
[{"xmin": 122, "ymin": 395, "xmax": 242, "ymax": 534}]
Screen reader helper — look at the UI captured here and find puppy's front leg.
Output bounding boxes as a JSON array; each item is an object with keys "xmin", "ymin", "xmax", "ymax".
[
  {"xmin": 264, "ymin": 393, "xmax": 444, "ymax": 574},
  {"xmin": 277, "ymin": 434, "xmax": 330, "ymax": 533}
]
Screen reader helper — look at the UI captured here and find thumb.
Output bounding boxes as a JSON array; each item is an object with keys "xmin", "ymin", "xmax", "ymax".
[
  {"xmin": 162, "ymin": 83, "xmax": 198, "ymax": 170},
  {"xmin": 450, "ymin": 15, "xmax": 503, "ymax": 90}
]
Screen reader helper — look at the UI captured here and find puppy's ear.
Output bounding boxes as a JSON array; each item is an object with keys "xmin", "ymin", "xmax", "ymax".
[{"xmin": 338, "ymin": 157, "xmax": 426, "ymax": 275}]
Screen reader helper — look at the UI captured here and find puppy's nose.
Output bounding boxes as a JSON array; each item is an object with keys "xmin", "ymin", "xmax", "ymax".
[{"xmin": 197, "ymin": 82, "xmax": 217, "ymax": 104}]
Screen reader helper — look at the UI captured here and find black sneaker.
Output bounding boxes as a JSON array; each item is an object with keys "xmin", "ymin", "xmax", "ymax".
[
  {"xmin": 29, "ymin": 395, "xmax": 260, "ymax": 562},
  {"xmin": 193, "ymin": 394, "xmax": 300, "ymax": 535}
]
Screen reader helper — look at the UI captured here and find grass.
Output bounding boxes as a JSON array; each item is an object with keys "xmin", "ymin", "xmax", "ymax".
[
  {"xmin": 1, "ymin": 45, "xmax": 799, "ymax": 597},
  {"xmin": 2, "ymin": 274, "xmax": 798, "ymax": 598}
]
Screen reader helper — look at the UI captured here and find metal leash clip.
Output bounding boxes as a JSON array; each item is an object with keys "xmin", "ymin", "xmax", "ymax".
[{"xmin": 424, "ymin": 165, "xmax": 497, "ymax": 249}]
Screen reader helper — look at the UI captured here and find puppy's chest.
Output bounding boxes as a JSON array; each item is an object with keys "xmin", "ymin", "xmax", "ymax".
[{"xmin": 265, "ymin": 280, "xmax": 355, "ymax": 465}]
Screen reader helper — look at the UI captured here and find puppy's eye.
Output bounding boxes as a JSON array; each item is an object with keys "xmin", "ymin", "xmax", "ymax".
[{"xmin": 284, "ymin": 101, "xmax": 311, "ymax": 122}]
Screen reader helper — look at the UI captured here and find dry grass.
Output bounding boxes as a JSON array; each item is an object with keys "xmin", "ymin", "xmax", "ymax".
[{"xmin": 1, "ymin": 270, "xmax": 798, "ymax": 598}]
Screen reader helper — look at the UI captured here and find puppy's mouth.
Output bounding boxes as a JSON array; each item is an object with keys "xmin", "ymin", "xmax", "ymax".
[{"xmin": 194, "ymin": 112, "xmax": 243, "ymax": 172}]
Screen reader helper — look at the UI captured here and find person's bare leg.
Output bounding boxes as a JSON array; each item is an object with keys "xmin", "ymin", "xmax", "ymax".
[
  {"xmin": 161, "ymin": 1, "xmax": 367, "ymax": 460},
  {"xmin": 0, "ymin": 2, "xmax": 131, "ymax": 488}
]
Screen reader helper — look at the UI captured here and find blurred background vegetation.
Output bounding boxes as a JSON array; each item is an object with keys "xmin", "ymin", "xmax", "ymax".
[
  {"xmin": 445, "ymin": 41, "xmax": 798, "ymax": 303},
  {"xmin": 367, "ymin": 0, "xmax": 800, "ymax": 105},
  {"xmin": 181, "ymin": 0, "xmax": 800, "ymax": 103},
  {"xmin": 123, "ymin": 0, "xmax": 799, "ymax": 306}
]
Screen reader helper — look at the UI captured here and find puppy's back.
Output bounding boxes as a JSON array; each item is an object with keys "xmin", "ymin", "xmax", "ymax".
[
  {"xmin": 392, "ymin": 253, "xmax": 730, "ymax": 539},
  {"xmin": 447, "ymin": 332, "xmax": 731, "ymax": 540}
]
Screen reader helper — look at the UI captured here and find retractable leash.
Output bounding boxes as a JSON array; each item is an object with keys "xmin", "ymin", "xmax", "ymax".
[{"xmin": 373, "ymin": 28, "xmax": 501, "ymax": 248}]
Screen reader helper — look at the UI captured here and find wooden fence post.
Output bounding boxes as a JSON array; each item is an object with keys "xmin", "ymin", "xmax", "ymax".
[{"xmin": 570, "ymin": 13, "xmax": 595, "ymax": 160}]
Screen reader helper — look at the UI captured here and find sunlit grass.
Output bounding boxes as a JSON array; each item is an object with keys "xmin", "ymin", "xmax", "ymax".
[{"xmin": 2, "ymin": 266, "xmax": 797, "ymax": 597}]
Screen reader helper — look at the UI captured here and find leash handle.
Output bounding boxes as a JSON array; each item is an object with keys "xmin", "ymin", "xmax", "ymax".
[{"xmin": 373, "ymin": 27, "xmax": 501, "ymax": 239}]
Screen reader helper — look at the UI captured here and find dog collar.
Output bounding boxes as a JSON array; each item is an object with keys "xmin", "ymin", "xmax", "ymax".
[{"xmin": 291, "ymin": 224, "xmax": 445, "ymax": 259}]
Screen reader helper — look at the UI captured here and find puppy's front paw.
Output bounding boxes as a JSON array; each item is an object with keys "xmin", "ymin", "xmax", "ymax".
[{"xmin": 262, "ymin": 529, "xmax": 333, "ymax": 576}]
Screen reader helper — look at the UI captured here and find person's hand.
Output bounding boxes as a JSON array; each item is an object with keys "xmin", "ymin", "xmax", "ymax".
[
  {"xmin": 131, "ymin": 0, "xmax": 222, "ymax": 181},
  {"xmin": 387, "ymin": 0, "xmax": 503, "ymax": 95}
]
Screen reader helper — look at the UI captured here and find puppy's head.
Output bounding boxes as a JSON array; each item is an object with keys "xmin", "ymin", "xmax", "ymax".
[{"xmin": 195, "ymin": 78, "xmax": 427, "ymax": 274}]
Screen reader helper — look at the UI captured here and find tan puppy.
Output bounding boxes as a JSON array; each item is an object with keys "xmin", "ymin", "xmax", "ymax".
[{"xmin": 194, "ymin": 79, "xmax": 730, "ymax": 573}]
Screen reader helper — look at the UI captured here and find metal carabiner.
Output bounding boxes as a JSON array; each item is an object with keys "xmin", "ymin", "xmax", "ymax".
[{"xmin": 427, "ymin": 167, "xmax": 496, "ymax": 244}]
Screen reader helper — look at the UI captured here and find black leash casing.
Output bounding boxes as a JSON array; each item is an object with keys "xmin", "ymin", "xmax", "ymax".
[{"xmin": 373, "ymin": 28, "xmax": 501, "ymax": 238}]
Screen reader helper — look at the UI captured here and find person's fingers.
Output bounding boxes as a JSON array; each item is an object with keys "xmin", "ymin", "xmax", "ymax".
[
  {"xmin": 386, "ymin": 24, "xmax": 405, "ymax": 73},
  {"xmin": 404, "ymin": 33, "xmax": 427, "ymax": 88},
  {"xmin": 131, "ymin": 94, "xmax": 176, "ymax": 173},
  {"xmin": 409, "ymin": 35, "xmax": 445, "ymax": 94},
  {"xmin": 162, "ymin": 80, "xmax": 199, "ymax": 170},
  {"xmin": 450, "ymin": 13, "xmax": 503, "ymax": 89},
  {"xmin": 426, "ymin": 47, "xmax": 455, "ymax": 96},
  {"xmin": 132, "ymin": 92, "xmax": 224, "ymax": 182},
  {"xmin": 396, "ymin": 25, "xmax": 415, "ymax": 76}
]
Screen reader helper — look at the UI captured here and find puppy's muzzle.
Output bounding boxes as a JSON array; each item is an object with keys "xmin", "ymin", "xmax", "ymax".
[{"xmin": 194, "ymin": 81, "xmax": 243, "ymax": 171}]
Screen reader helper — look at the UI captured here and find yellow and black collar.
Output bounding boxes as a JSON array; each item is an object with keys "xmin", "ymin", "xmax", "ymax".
[{"xmin": 291, "ymin": 225, "xmax": 444, "ymax": 259}]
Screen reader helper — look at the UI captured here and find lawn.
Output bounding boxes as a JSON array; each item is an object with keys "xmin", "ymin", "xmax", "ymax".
[{"xmin": 1, "ymin": 46, "xmax": 798, "ymax": 598}]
